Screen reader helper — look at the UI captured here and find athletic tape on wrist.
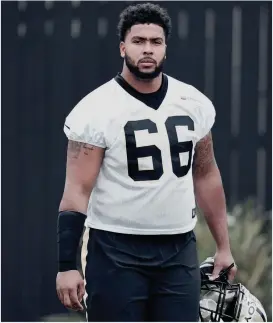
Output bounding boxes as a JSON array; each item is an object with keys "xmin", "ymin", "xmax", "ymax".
[{"xmin": 57, "ymin": 210, "xmax": 86, "ymax": 272}]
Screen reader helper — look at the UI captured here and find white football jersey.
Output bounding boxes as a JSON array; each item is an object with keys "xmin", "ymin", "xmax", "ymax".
[{"xmin": 64, "ymin": 74, "xmax": 215, "ymax": 235}]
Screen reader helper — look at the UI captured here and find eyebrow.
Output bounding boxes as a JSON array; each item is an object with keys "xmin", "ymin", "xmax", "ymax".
[{"xmin": 131, "ymin": 36, "xmax": 163, "ymax": 41}]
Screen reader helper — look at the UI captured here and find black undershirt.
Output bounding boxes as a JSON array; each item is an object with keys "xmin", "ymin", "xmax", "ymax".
[{"xmin": 114, "ymin": 73, "xmax": 168, "ymax": 110}]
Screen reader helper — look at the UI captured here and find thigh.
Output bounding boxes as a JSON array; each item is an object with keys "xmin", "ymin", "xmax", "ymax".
[
  {"xmin": 149, "ymin": 231, "xmax": 201, "ymax": 322},
  {"xmin": 82, "ymin": 228, "xmax": 149, "ymax": 322}
]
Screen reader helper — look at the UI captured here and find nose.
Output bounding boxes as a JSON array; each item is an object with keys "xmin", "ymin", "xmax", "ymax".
[{"xmin": 143, "ymin": 42, "xmax": 153, "ymax": 55}]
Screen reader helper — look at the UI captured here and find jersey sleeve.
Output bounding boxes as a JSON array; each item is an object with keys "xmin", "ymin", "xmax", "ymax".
[
  {"xmin": 63, "ymin": 95, "xmax": 107, "ymax": 148},
  {"xmin": 190, "ymin": 86, "xmax": 216, "ymax": 140},
  {"xmin": 199, "ymin": 99, "xmax": 216, "ymax": 139}
]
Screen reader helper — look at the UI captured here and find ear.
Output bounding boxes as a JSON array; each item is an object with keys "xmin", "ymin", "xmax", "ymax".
[{"xmin": 120, "ymin": 42, "xmax": 125, "ymax": 58}]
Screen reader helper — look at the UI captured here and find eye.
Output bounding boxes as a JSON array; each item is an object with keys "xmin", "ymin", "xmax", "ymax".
[
  {"xmin": 133, "ymin": 39, "xmax": 142, "ymax": 44},
  {"xmin": 153, "ymin": 39, "xmax": 162, "ymax": 45}
]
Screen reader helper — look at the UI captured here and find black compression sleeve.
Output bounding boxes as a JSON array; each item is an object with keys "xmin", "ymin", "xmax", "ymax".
[{"xmin": 57, "ymin": 210, "xmax": 86, "ymax": 272}]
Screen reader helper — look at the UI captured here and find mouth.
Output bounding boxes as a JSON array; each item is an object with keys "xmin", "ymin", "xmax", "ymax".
[
  {"xmin": 139, "ymin": 62, "xmax": 155, "ymax": 68},
  {"xmin": 139, "ymin": 59, "xmax": 156, "ymax": 68}
]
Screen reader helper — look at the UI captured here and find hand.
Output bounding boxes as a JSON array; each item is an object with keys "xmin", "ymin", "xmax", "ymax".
[
  {"xmin": 56, "ymin": 270, "xmax": 85, "ymax": 311},
  {"xmin": 210, "ymin": 250, "xmax": 237, "ymax": 282}
]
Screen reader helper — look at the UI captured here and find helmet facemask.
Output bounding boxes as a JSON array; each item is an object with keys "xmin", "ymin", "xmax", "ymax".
[{"xmin": 200, "ymin": 281, "xmax": 244, "ymax": 322}]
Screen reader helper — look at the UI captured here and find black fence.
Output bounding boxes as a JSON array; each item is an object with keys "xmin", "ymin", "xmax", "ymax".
[{"xmin": 2, "ymin": 1, "xmax": 272, "ymax": 321}]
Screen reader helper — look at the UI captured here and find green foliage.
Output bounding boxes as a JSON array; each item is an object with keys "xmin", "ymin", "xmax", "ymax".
[{"xmin": 195, "ymin": 199, "xmax": 272, "ymax": 321}]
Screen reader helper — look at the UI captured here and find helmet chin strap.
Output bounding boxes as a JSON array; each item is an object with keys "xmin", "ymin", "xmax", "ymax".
[{"xmin": 220, "ymin": 263, "xmax": 235, "ymax": 275}]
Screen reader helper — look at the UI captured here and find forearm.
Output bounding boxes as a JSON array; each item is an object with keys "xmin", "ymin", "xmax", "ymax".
[
  {"xmin": 58, "ymin": 188, "xmax": 90, "ymax": 272},
  {"xmin": 59, "ymin": 186, "xmax": 90, "ymax": 215},
  {"xmin": 194, "ymin": 166, "xmax": 230, "ymax": 251},
  {"xmin": 57, "ymin": 141, "xmax": 104, "ymax": 272}
]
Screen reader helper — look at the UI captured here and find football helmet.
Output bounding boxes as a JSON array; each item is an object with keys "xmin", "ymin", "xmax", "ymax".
[{"xmin": 199, "ymin": 257, "xmax": 267, "ymax": 322}]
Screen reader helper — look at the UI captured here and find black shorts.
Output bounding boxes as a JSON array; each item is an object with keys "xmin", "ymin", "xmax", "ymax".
[{"xmin": 81, "ymin": 228, "xmax": 200, "ymax": 322}]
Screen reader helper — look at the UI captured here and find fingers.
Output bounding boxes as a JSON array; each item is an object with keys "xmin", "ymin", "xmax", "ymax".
[
  {"xmin": 56, "ymin": 271, "xmax": 85, "ymax": 311},
  {"xmin": 228, "ymin": 265, "xmax": 237, "ymax": 282},
  {"xmin": 57, "ymin": 289, "xmax": 64, "ymax": 304},
  {"xmin": 77, "ymin": 281, "xmax": 85, "ymax": 303},
  {"xmin": 69, "ymin": 288, "xmax": 84, "ymax": 311},
  {"xmin": 210, "ymin": 265, "xmax": 221, "ymax": 281},
  {"xmin": 57, "ymin": 288, "xmax": 83, "ymax": 311},
  {"xmin": 63, "ymin": 290, "xmax": 72, "ymax": 308},
  {"xmin": 209, "ymin": 262, "xmax": 238, "ymax": 282}
]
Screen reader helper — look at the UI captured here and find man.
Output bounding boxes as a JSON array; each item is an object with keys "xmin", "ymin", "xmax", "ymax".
[{"xmin": 56, "ymin": 3, "xmax": 237, "ymax": 322}]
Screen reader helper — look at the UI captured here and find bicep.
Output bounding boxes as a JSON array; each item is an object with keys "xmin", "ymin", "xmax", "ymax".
[
  {"xmin": 64, "ymin": 140, "xmax": 105, "ymax": 194},
  {"xmin": 192, "ymin": 132, "xmax": 217, "ymax": 179}
]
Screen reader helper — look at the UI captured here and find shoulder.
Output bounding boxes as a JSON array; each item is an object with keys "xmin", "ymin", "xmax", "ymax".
[
  {"xmin": 64, "ymin": 79, "xmax": 119, "ymax": 147},
  {"xmin": 72, "ymin": 78, "xmax": 117, "ymax": 115},
  {"xmin": 166, "ymin": 74, "xmax": 214, "ymax": 110},
  {"xmin": 166, "ymin": 74, "xmax": 216, "ymax": 139}
]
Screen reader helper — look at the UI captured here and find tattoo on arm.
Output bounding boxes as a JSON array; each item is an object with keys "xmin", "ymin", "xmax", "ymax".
[
  {"xmin": 83, "ymin": 143, "xmax": 95, "ymax": 155},
  {"xmin": 68, "ymin": 140, "xmax": 95, "ymax": 159},
  {"xmin": 192, "ymin": 132, "xmax": 216, "ymax": 177}
]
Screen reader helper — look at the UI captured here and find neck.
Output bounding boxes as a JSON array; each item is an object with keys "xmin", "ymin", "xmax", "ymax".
[{"xmin": 121, "ymin": 65, "xmax": 162, "ymax": 94}]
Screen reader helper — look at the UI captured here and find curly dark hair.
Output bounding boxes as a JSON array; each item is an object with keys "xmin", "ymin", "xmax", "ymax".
[{"xmin": 117, "ymin": 3, "xmax": 172, "ymax": 42}]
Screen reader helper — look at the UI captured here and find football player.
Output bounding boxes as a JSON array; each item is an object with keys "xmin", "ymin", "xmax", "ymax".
[{"xmin": 56, "ymin": 3, "xmax": 237, "ymax": 321}]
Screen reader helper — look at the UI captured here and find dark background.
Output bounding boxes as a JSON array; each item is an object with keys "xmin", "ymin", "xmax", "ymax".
[{"xmin": 2, "ymin": 1, "xmax": 272, "ymax": 321}]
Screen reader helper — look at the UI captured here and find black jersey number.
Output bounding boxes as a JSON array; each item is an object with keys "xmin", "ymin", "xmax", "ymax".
[{"xmin": 124, "ymin": 116, "xmax": 194, "ymax": 181}]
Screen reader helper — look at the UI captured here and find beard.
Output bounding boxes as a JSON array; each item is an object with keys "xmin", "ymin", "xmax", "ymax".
[{"xmin": 125, "ymin": 53, "xmax": 165, "ymax": 80}]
